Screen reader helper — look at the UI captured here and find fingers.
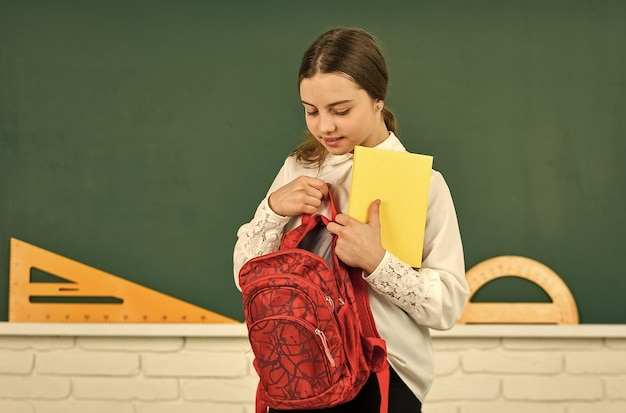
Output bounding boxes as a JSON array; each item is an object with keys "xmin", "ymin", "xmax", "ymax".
[
  {"xmin": 328, "ymin": 214, "xmax": 356, "ymax": 233},
  {"xmin": 303, "ymin": 178, "xmax": 329, "ymax": 200},
  {"xmin": 326, "ymin": 221, "xmax": 340, "ymax": 235},
  {"xmin": 268, "ymin": 176, "xmax": 329, "ymax": 217},
  {"xmin": 301, "ymin": 178, "xmax": 328, "ymax": 212},
  {"xmin": 298, "ymin": 178, "xmax": 330, "ymax": 215},
  {"xmin": 327, "ymin": 209, "xmax": 385, "ymax": 272},
  {"xmin": 301, "ymin": 198, "xmax": 322, "ymax": 215},
  {"xmin": 317, "ymin": 182, "xmax": 330, "ymax": 198},
  {"xmin": 304, "ymin": 184, "xmax": 324, "ymax": 202},
  {"xmin": 367, "ymin": 199, "xmax": 381, "ymax": 228}
]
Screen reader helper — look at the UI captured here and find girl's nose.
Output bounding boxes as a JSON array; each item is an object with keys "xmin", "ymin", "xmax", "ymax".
[{"xmin": 318, "ymin": 114, "xmax": 336, "ymax": 133}]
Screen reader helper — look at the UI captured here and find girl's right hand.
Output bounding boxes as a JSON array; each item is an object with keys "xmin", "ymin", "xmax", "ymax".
[{"xmin": 268, "ymin": 176, "xmax": 329, "ymax": 217}]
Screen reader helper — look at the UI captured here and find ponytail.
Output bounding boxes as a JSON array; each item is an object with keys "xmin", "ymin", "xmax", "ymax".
[{"xmin": 382, "ymin": 107, "xmax": 397, "ymax": 133}]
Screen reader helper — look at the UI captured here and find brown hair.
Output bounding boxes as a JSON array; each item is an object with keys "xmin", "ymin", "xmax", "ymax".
[{"xmin": 291, "ymin": 28, "xmax": 397, "ymax": 167}]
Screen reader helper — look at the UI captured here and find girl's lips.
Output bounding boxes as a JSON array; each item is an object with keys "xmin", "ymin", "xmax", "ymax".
[{"xmin": 322, "ymin": 136, "xmax": 343, "ymax": 147}]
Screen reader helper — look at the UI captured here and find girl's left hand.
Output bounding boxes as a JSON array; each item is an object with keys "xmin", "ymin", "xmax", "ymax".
[{"xmin": 326, "ymin": 199, "xmax": 386, "ymax": 273}]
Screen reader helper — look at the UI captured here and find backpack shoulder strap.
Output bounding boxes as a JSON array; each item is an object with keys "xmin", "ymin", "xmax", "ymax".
[
  {"xmin": 349, "ymin": 266, "xmax": 390, "ymax": 413},
  {"xmin": 348, "ymin": 266, "xmax": 379, "ymax": 338}
]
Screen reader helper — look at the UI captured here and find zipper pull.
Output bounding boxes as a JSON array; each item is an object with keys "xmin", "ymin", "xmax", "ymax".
[
  {"xmin": 325, "ymin": 296, "xmax": 334, "ymax": 311},
  {"xmin": 315, "ymin": 328, "xmax": 336, "ymax": 367}
]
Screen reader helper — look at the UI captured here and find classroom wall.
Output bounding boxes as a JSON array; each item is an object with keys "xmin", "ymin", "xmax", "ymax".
[
  {"xmin": 1, "ymin": 326, "xmax": 626, "ymax": 413},
  {"xmin": 3, "ymin": 3, "xmax": 626, "ymax": 410},
  {"xmin": 2, "ymin": 0, "xmax": 626, "ymax": 324}
]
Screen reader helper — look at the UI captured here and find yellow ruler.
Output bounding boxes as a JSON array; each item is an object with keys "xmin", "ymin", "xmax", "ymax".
[{"xmin": 9, "ymin": 238, "xmax": 238, "ymax": 323}]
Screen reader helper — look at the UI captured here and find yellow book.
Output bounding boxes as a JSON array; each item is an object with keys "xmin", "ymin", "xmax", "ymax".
[{"xmin": 348, "ymin": 146, "xmax": 433, "ymax": 268}]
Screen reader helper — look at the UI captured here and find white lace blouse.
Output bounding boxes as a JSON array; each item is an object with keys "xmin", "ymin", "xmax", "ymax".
[{"xmin": 233, "ymin": 132, "xmax": 469, "ymax": 401}]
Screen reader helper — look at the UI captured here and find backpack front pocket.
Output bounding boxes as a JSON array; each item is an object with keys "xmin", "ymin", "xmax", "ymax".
[{"xmin": 249, "ymin": 315, "xmax": 341, "ymax": 402}]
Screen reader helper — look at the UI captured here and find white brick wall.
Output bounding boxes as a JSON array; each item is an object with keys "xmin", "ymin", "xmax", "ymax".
[{"xmin": 0, "ymin": 324, "xmax": 625, "ymax": 413}]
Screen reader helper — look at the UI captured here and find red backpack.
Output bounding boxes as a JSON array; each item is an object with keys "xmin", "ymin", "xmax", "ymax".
[{"xmin": 239, "ymin": 193, "xmax": 389, "ymax": 413}]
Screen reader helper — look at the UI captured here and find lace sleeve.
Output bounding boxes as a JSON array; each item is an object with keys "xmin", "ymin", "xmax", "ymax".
[
  {"xmin": 364, "ymin": 250, "xmax": 439, "ymax": 316},
  {"xmin": 236, "ymin": 198, "xmax": 291, "ymax": 257}
]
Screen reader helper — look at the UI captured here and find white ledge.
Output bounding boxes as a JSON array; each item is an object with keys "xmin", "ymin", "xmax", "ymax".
[
  {"xmin": 1, "ymin": 322, "xmax": 625, "ymax": 338},
  {"xmin": 434, "ymin": 324, "xmax": 626, "ymax": 338}
]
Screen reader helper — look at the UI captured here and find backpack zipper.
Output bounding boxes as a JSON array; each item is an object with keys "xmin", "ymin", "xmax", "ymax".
[
  {"xmin": 325, "ymin": 296, "xmax": 334, "ymax": 311},
  {"xmin": 315, "ymin": 328, "xmax": 336, "ymax": 367}
]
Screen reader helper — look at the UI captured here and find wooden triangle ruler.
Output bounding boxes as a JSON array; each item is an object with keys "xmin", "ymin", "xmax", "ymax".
[{"xmin": 9, "ymin": 238, "xmax": 238, "ymax": 323}]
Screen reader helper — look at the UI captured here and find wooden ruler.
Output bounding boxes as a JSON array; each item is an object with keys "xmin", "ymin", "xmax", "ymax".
[
  {"xmin": 9, "ymin": 238, "xmax": 238, "ymax": 323},
  {"xmin": 457, "ymin": 255, "xmax": 579, "ymax": 324}
]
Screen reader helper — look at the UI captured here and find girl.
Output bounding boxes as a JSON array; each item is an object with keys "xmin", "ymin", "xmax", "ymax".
[{"xmin": 233, "ymin": 27, "xmax": 468, "ymax": 413}]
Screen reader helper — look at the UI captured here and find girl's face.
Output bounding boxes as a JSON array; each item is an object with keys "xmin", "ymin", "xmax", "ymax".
[{"xmin": 299, "ymin": 72, "xmax": 389, "ymax": 155}]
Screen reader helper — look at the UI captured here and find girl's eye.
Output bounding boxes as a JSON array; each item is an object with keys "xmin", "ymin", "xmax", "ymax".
[
  {"xmin": 306, "ymin": 110, "xmax": 318, "ymax": 116},
  {"xmin": 334, "ymin": 109, "xmax": 350, "ymax": 116}
]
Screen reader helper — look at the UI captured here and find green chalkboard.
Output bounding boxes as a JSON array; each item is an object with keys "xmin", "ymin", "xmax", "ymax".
[{"xmin": 1, "ymin": 1, "xmax": 625, "ymax": 323}]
